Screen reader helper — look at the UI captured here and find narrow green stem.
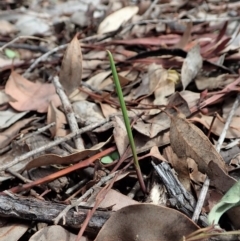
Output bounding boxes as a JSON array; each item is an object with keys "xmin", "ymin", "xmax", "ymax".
[{"xmin": 107, "ymin": 50, "xmax": 146, "ymax": 193}]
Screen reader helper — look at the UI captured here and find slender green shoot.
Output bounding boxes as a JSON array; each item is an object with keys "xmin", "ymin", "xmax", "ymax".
[{"xmin": 107, "ymin": 50, "xmax": 146, "ymax": 193}]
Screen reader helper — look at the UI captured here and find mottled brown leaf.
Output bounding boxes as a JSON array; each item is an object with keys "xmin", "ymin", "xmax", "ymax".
[
  {"xmin": 181, "ymin": 44, "xmax": 202, "ymax": 90},
  {"xmin": 95, "ymin": 204, "xmax": 199, "ymax": 241},
  {"xmin": 59, "ymin": 34, "xmax": 82, "ymax": 96},
  {"xmin": 170, "ymin": 114, "xmax": 236, "ymax": 193}
]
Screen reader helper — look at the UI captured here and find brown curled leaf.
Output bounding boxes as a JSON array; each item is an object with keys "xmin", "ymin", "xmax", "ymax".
[
  {"xmin": 59, "ymin": 33, "xmax": 82, "ymax": 96},
  {"xmin": 170, "ymin": 114, "xmax": 236, "ymax": 193}
]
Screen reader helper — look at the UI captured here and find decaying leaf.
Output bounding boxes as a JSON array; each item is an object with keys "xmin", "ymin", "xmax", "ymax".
[
  {"xmin": 0, "ymin": 109, "xmax": 28, "ymax": 130},
  {"xmin": 0, "ymin": 219, "xmax": 29, "ymax": 241},
  {"xmin": 0, "ymin": 116, "xmax": 37, "ymax": 149},
  {"xmin": 190, "ymin": 114, "xmax": 240, "ymax": 139},
  {"xmin": 180, "ymin": 90, "xmax": 200, "ymax": 109},
  {"xmin": 95, "ymin": 204, "xmax": 199, "ymax": 241},
  {"xmin": 175, "ymin": 22, "xmax": 192, "ymax": 49},
  {"xmin": 0, "ymin": 90, "xmax": 16, "ymax": 105},
  {"xmin": 72, "ymin": 100, "xmax": 105, "ymax": 126},
  {"xmin": 87, "ymin": 189, "xmax": 138, "ymax": 211},
  {"xmin": 187, "ymin": 158, "xmax": 206, "ymax": 185},
  {"xmin": 0, "ymin": 136, "xmax": 112, "ymax": 181},
  {"xmin": 145, "ymin": 92, "xmax": 191, "ymax": 138},
  {"xmin": 113, "ymin": 116, "xmax": 129, "ymax": 156},
  {"xmin": 98, "ymin": 6, "xmax": 139, "ymax": 34},
  {"xmin": 181, "ymin": 44, "xmax": 203, "ymax": 90},
  {"xmin": 195, "ymin": 74, "xmax": 236, "ymax": 90},
  {"xmin": 223, "ymin": 96, "xmax": 240, "ymax": 118},
  {"xmin": 5, "ymin": 71, "xmax": 61, "ymax": 113},
  {"xmin": 170, "ymin": 114, "xmax": 236, "ymax": 193},
  {"xmin": 164, "ymin": 146, "xmax": 191, "ymax": 192},
  {"xmin": 47, "ymin": 101, "xmax": 68, "ymax": 137},
  {"xmin": 59, "ymin": 34, "xmax": 82, "ymax": 96},
  {"xmin": 29, "ymin": 225, "xmax": 80, "ymax": 241}
]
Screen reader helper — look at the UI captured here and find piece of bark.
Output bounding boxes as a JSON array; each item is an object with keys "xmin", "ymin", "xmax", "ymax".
[{"xmin": 0, "ymin": 194, "xmax": 111, "ymax": 233}]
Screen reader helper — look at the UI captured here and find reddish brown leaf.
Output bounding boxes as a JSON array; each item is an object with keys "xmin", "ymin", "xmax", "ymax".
[
  {"xmin": 98, "ymin": 6, "xmax": 139, "ymax": 34},
  {"xmin": 5, "ymin": 71, "xmax": 61, "ymax": 113},
  {"xmin": 110, "ymin": 34, "xmax": 181, "ymax": 46}
]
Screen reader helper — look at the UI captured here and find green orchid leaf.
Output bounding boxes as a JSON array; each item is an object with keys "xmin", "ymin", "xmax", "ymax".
[
  {"xmin": 5, "ymin": 48, "xmax": 19, "ymax": 59},
  {"xmin": 107, "ymin": 50, "xmax": 146, "ymax": 193},
  {"xmin": 110, "ymin": 151, "xmax": 119, "ymax": 160},
  {"xmin": 101, "ymin": 156, "xmax": 114, "ymax": 164},
  {"xmin": 208, "ymin": 180, "xmax": 240, "ymax": 225},
  {"xmin": 107, "ymin": 50, "xmax": 139, "ymax": 168}
]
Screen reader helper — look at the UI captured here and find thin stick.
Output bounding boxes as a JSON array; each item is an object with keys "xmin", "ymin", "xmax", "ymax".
[
  {"xmin": 192, "ymin": 177, "xmax": 210, "ymax": 223},
  {"xmin": 1, "ymin": 120, "xmax": 108, "ymax": 172},
  {"xmin": 0, "ymin": 36, "xmax": 48, "ymax": 52},
  {"xmin": 54, "ymin": 171, "xmax": 117, "ymax": 225},
  {"xmin": 216, "ymin": 93, "xmax": 240, "ymax": 152},
  {"xmin": 52, "ymin": 76, "xmax": 84, "ymax": 150},
  {"xmin": 24, "ymin": 44, "xmax": 67, "ymax": 75}
]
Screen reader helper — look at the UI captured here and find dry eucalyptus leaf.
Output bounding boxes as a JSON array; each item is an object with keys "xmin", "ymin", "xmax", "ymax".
[
  {"xmin": 149, "ymin": 146, "xmax": 167, "ymax": 162},
  {"xmin": 85, "ymin": 71, "xmax": 111, "ymax": 90},
  {"xmin": 170, "ymin": 114, "xmax": 236, "ymax": 193},
  {"xmin": 47, "ymin": 101, "xmax": 68, "ymax": 137},
  {"xmin": 0, "ymin": 90, "xmax": 16, "ymax": 105},
  {"xmin": 5, "ymin": 71, "xmax": 61, "ymax": 113},
  {"xmin": 195, "ymin": 74, "xmax": 235, "ymax": 90},
  {"xmin": 28, "ymin": 225, "xmax": 84, "ymax": 241},
  {"xmin": 0, "ymin": 220, "xmax": 29, "ymax": 241},
  {"xmin": 146, "ymin": 92, "xmax": 191, "ymax": 138},
  {"xmin": 187, "ymin": 158, "xmax": 206, "ymax": 184},
  {"xmin": 24, "ymin": 136, "xmax": 112, "ymax": 171},
  {"xmin": 59, "ymin": 34, "xmax": 82, "ymax": 96},
  {"xmin": 181, "ymin": 44, "xmax": 202, "ymax": 90},
  {"xmin": 223, "ymin": 96, "xmax": 240, "ymax": 118},
  {"xmin": 95, "ymin": 204, "xmax": 199, "ymax": 241},
  {"xmin": 190, "ymin": 114, "xmax": 240, "ymax": 139},
  {"xmin": 0, "ymin": 116, "xmax": 37, "ymax": 149},
  {"xmin": 87, "ymin": 189, "xmax": 138, "ymax": 211},
  {"xmin": 0, "ymin": 136, "xmax": 112, "ymax": 180},
  {"xmin": 99, "ymin": 102, "xmax": 118, "ymax": 118},
  {"xmin": 164, "ymin": 146, "xmax": 191, "ymax": 192},
  {"xmin": 113, "ymin": 116, "xmax": 129, "ymax": 156},
  {"xmin": 72, "ymin": 100, "xmax": 105, "ymax": 126},
  {"xmin": 175, "ymin": 22, "xmax": 192, "ymax": 49},
  {"xmin": 180, "ymin": 90, "xmax": 200, "ymax": 110},
  {"xmin": 98, "ymin": 6, "xmax": 139, "ymax": 34}
]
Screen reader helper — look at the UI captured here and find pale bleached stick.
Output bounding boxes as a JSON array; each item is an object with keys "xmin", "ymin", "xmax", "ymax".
[{"xmin": 52, "ymin": 76, "xmax": 84, "ymax": 151}]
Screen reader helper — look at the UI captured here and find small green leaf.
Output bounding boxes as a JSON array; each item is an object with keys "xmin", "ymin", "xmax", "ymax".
[
  {"xmin": 208, "ymin": 180, "xmax": 240, "ymax": 225},
  {"xmin": 5, "ymin": 48, "xmax": 19, "ymax": 59},
  {"xmin": 110, "ymin": 151, "xmax": 119, "ymax": 160},
  {"xmin": 101, "ymin": 156, "xmax": 114, "ymax": 164}
]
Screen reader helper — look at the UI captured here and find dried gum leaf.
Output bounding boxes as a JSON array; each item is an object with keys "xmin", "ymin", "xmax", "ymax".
[
  {"xmin": 170, "ymin": 114, "xmax": 236, "ymax": 193},
  {"xmin": 59, "ymin": 34, "xmax": 82, "ymax": 96}
]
